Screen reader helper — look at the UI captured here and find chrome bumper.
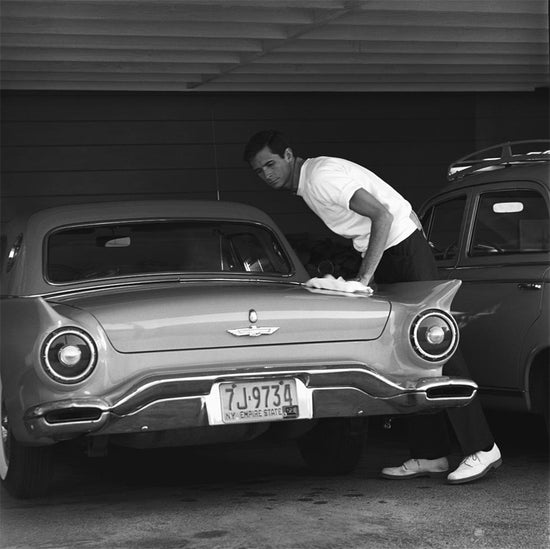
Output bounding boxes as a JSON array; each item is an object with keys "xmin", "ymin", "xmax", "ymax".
[{"xmin": 24, "ymin": 366, "xmax": 477, "ymax": 441}]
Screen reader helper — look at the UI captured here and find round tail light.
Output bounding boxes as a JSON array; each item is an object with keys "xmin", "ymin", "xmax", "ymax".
[
  {"xmin": 410, "ymin": 310, "xmax": 459, "ymax": 362},
  {"xmin": 41, "ymin": 328, "xmax": 97, "ymax": 383}
]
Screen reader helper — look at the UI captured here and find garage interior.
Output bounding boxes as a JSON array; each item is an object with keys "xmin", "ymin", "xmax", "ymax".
[{"xmin": 1, "ymin": 0, "xmax": 549, "ymax": 240}]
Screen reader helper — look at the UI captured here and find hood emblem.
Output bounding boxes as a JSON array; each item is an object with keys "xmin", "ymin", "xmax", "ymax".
[{"xmin": 227, "ymin": 309, "xmax": 280, "ymax": 337}]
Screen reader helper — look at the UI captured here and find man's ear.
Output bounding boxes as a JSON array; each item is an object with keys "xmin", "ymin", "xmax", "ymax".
[{"xmin": 283, "ymin": 147, "xmax": 294, "ymax": 162}]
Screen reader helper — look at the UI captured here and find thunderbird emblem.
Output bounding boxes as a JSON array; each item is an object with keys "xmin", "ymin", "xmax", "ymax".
[
  {"xmin": 227, "ymin": 326, "xmax": 280, "ymax": 337},
  {"xmin": 227, "ymin": 309, "xmax": 279, "ymax": 337}
]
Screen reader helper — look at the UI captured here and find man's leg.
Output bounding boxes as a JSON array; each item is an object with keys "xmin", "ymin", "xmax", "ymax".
[
  {"xmin": 377, "ymin": 230, "xmax": 451, "ymax": 477},
  {"xmin": 443, "ymin": 351, "xmax": 495, "ymax": 455},
  {"xmin": 376, "ymin": 229, "xmax": 497, "ymax": 480},
  {"xmin": 407, "ymin": 412, "xmax": 452, "ymax": 459}
]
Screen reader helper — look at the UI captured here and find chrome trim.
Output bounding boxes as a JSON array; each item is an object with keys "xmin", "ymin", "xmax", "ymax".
[
  {"xmin": 410, "ymin": 310, "xmax": 459, "ymax": 362},
  {"xmin": 6, "ymin": 233, "xmax": 23, "ymax": 273},
  {"xmin": 23, "ymin": 366, "xmax": 478, "ymax": 440},
  {"xmin": 41, "ymin": 327, "xmax": 98, "ymax": 384},
  {"xmin": 113, "ymin": 367, "xmax": 407, "ymax": 409},
  {"xmin": 227, "ymin": 326, "xmax": 280, "ymax": 337},
  {"xmin": 20, "ymin": 278, "xmax": 303, "ymax": 300}
]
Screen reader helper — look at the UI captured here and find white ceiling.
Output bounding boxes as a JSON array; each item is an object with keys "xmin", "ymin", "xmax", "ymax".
[{"xmin": 1, "ymin": 0, "xmax": 548, "ymax": 92}]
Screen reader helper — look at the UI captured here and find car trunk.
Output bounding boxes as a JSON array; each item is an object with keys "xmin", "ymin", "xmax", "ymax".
[{"xmin": 53, "ymin": 281, "xmax": 390, "ymax": 352}]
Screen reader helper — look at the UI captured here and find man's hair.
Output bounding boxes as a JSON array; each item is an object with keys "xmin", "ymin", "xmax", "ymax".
[{"xmin": 242, "ymin": 130, "xmax": 293, "ymax": 163}]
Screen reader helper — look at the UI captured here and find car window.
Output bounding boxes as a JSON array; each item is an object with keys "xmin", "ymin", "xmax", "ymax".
[
  {"xmin": 469, "ymin": 189, "xmax": 549, "ymax": 256},
  {"xmin": 46, "ymin": 221, "xmax": 292, "ymax": 283},
  {"xmin": 422, "ymin": 196, "xmax": 467, "ymax": 261}
]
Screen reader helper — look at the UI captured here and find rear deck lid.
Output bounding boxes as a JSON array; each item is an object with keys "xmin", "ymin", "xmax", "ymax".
[{"xmin": 54, "ymin": 281, "xmax": 390, "ymax": 352}]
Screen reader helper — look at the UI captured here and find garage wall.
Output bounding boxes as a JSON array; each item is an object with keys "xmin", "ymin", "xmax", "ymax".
[{"xmin": 1, "ymin": 91, "xmax": 548, "ymax": 238}]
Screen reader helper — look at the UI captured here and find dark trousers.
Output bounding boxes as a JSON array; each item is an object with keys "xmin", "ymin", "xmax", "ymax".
[{"xmin": 374, "ymin": 229, "xmax": 494, "ymax": 457}]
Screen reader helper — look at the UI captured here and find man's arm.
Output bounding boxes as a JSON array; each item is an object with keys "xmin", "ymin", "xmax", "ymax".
[{"xmin": 348, "ymin": 188, "xmax": 393, "ymax": 285}]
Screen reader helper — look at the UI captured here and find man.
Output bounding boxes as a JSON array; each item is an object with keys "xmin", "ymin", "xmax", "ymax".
[{"xmin": 243, "ymin": 129, "xmax": 502, "ymax": 484}]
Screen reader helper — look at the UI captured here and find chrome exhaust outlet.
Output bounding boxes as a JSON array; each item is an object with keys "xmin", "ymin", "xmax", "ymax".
[
  {"xmin": 426, "ymin": 385, "xmax": 477, "ymax": 399},
  {"xmin": 45, "ymin": 407, "xmax": 103, "ymax": 424}
]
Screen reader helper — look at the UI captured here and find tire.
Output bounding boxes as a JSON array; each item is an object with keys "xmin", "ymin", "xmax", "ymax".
[
  {"xmin": 1, "ymin": 381, "xmax": 54, "ymax": 499},
  {"xmin": 298, "ymin": 417, "xmax": 368, "ymax": 475},
  {"xmin": 528, "ymin": 356, "xmax": 549, "ymax": 435}
]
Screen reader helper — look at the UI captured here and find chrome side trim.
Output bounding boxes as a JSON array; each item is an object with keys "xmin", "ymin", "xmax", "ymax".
[{"xmin": 22, "ymin": 278, "xmax": 303, "ymax": 299}]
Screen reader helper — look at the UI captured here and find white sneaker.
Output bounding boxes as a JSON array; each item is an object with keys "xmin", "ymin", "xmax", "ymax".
[
  {"xmin": 447, "ymin": 444, "xmax": 502, "ymax": 484},
  {"xmin": 381, "ymin": 457, "xmax": 449, "ymax": 479}
]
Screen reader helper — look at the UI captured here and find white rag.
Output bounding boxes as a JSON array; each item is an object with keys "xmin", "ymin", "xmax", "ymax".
[{"xmin": 304, "ymin": 275, "xmax": 373, "ymax": 295}]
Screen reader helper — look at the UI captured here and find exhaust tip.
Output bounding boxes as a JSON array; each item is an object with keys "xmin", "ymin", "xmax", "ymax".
[
  {"xmin": 45, "ymin": 407, "xmax": 103, "ymax": 424},
  {"xmin": 426, "ymin": 385, "xmax": 476, "ymax": 399}
]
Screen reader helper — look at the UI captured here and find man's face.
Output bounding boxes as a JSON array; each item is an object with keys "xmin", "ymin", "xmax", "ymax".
[{"xmin": 249, "ymin": 146, "xmax": 293, "ymax": 191}]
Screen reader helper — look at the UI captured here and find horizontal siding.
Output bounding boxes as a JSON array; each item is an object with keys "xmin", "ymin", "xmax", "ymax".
[
  {"xmin": 2, "ymin": 117, "xmax": 472, "ymax": 147},
  {"xmin": 1, "ymin": 92, "xmax": 476, "ymax": 121},
  {"xmin": 2, "ymin": 144, "xmax": 215, "ymax": 171},
  {"xmin": 1, "ymin": 170, "xmax": 219, "ymax": 196},
  {"xmin": 1, "ymin": 91, "xmax": 548, "ymax": 241}
]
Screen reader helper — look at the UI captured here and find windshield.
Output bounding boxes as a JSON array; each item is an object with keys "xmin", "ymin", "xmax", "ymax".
[{"xmin": 46, "ymin": 220, "xmax": 293, "ymax": 283}]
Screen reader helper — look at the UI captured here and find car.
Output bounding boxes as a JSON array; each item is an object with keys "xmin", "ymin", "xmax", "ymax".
[
  {"xmin": 419, "ymin": 140, "xmax": 549, "ymax": 428},
  {"xmin": 0, "ymin": 199, "xmax": 476, "ymax": 498}
]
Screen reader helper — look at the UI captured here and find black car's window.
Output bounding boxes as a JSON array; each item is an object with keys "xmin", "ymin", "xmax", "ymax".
[
  {"xmin": 470, "ymin": 190, "xmax": 549, "ymax": 256},
  {"xmin": 422, "ymin": 196, "xmax": 466, "ymax": 261},
  {"xmin": 47, "ymin": 221, "xmax": 292, "ymax": 283}
]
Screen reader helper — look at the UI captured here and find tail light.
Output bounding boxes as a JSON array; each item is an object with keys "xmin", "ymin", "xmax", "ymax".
[
  {"xmin": 410, "ymin": 310, "xmax": 458, "ymax": 362},
  {"xmin": 41, "ymin": 328, "xmax": 97, "ymax": 383}
]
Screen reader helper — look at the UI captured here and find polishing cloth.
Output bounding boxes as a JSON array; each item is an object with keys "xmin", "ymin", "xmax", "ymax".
[{"xmin": 304, "ymin": 275, "xmax": 373, "ymax": 295}]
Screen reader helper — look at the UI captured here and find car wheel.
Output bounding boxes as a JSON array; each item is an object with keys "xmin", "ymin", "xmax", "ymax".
[
  {"xmin": 0, "ymin": 380, "xmax": 54, "ymax": 499},
  {"xmin": 528, "ymin": 356, "xmax": 549, "ymax": 435},
  {"xmin": 298, "ymin": 417, "xmax": 368, "ymax": 475}
]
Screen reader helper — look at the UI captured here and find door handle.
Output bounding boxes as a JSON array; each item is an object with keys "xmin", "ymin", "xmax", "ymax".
[{"xmin": 517, "ymin": 283, "xmax": 542, "ymax": 290}]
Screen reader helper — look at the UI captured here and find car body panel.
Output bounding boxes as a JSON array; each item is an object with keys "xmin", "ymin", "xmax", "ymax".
[{"xmin": 450, "ymin": 264, "xmax": 548, "ymax": 390}]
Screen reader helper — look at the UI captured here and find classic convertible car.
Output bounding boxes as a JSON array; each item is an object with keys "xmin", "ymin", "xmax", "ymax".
[{"xmin": 0, "ymin": 200, "xmax": 477, "ymax": 498}]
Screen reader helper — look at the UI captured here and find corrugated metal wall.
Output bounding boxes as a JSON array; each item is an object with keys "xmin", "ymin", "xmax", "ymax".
[{"xmin": 1, "ymin": 91, "xmax": 547, "ymax": 238}]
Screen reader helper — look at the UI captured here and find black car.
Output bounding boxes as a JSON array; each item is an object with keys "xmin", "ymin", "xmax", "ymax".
[{"xmin": 420, "ymin": 140, "xmax": 549, "ymax": 428}]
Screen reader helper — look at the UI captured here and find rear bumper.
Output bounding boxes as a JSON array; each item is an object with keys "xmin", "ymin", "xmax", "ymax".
[{"xmin": 23, "ymin": 365, "xmax": 477, "ymax": 443}]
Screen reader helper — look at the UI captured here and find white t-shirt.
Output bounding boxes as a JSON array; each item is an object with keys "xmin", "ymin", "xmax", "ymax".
[{"xmin": 297, "ymin": 156, "xmax": 417, "ymax": 254}]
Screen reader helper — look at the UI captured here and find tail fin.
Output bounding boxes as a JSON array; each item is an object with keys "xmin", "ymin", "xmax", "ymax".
[{"xmin": 375, "ymin": 280, "xmax": 461, "ymax": 312}]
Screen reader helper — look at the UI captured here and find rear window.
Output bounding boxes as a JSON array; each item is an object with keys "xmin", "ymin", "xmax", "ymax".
[{"xmin": 46, "ymin": 221, "xmax": 292, "ymax": 283}]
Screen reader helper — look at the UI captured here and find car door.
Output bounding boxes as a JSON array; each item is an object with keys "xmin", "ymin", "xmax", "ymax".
[{"xmin": 424, "ymin": 181, "xmax": 549, "ymax": 393}]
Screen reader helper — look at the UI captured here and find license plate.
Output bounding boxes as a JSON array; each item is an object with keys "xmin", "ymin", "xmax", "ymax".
[{"xmin": 219, "ymin": 379, "xmax": 300, "ymax": 424}]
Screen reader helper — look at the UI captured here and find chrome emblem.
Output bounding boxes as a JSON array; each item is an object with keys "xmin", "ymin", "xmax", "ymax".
[
  {"xmin": 227, "ymin": 309, "xmax": 279, "ymax": 337},
  {"xmin": 227, "ymin": 326, "xmax": 279, "ymax": 337}
]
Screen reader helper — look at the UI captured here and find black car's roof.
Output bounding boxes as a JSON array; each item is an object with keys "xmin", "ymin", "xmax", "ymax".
[
  {"xmin": 440, "ymin": 140, "xmax": 549, "ymax": 194},
  {"xmin": 442, "ymin": 161, "xmax": 550, "ymax": 193}
]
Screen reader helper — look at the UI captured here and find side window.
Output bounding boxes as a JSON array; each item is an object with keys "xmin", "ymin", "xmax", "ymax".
[
  {"xmin": 422, "ymin": 196, "xmax": 467, "ymax": 261},
  {"xmin": 470, "ymin": 190, "xmax": 549, "ymax": 256}
]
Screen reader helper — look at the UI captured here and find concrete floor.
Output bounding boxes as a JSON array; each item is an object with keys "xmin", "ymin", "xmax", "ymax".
[{"xmin": 1, "ymin": 411, "xmax": 548, "ymax": 549}]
